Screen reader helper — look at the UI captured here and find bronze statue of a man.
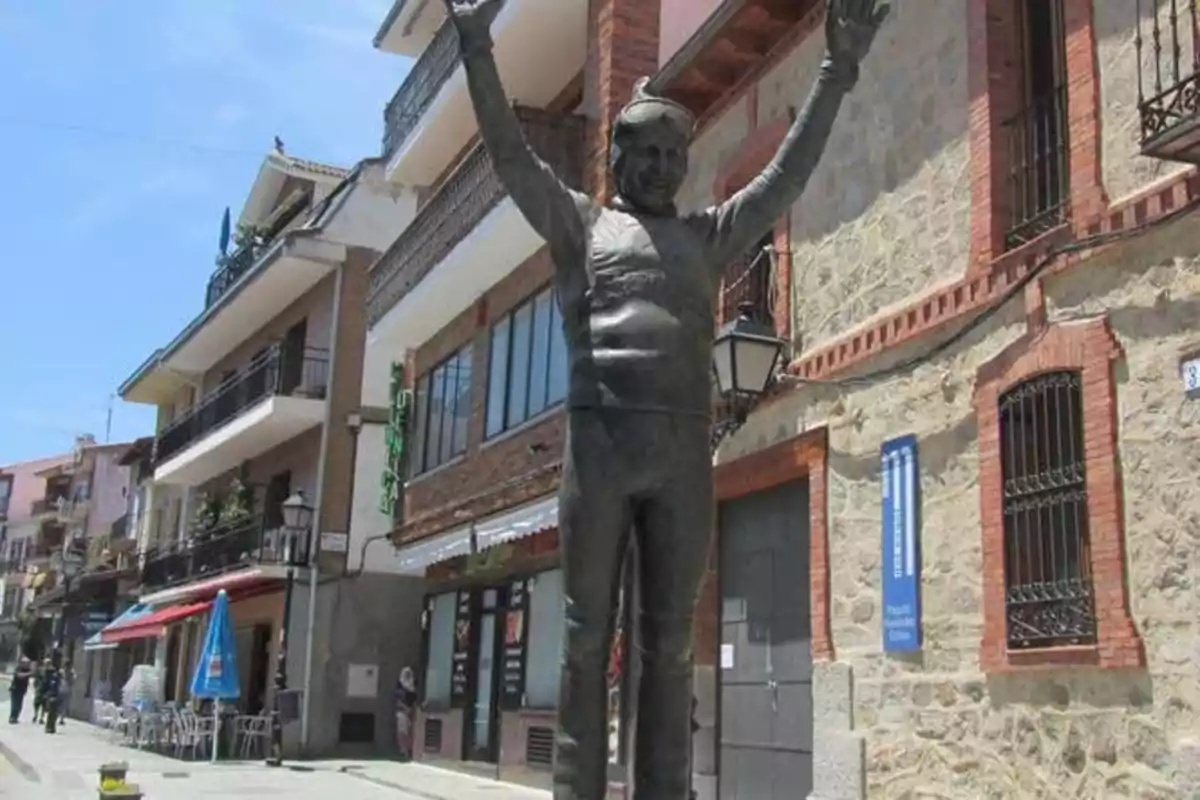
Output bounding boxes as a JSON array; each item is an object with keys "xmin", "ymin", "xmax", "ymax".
[{"xmin": 443, "ymin": 1, "xmax": 888, "ymax": 797}]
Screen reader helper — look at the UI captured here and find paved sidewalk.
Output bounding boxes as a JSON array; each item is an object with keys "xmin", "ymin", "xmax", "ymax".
[{"xmin": 0, "ymin": 696, "xmax": 549, "ymax": 800}]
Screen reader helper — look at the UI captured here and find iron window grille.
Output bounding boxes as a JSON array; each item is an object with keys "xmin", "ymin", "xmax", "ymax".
[
  {"xmin": 999, "ymin": 371, "xmax": 1097, "ymax": 650},
  {"xmin": 718, "ymin": 234, "xmax": 774, "ymax": 327},
  {"xmin": 1003, "ymin": 0, "xmax": 1070, "ymax": 250}
]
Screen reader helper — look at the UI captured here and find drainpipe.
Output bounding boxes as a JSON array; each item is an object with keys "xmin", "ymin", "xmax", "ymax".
[{"xmin": 299, "ymin": 257, "xmax": 345, "ymax": 755}]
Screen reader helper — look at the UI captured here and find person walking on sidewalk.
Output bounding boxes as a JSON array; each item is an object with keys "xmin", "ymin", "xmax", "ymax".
[
  {"xmin": 394, "ymin": 667, "xmax": 418, "ymax": 761},
  {"xmin": 31, "ymin": 657, "xmax": 50, "ymax": 724},
  {"xmin": 39, "ymin": 654, "xmax": 62, "ymax": 734},
  {"xmin": 8, "ymin": 656, "xmax": 34, "ymax": 723}
]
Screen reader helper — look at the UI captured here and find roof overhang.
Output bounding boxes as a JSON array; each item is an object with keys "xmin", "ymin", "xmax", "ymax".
[
  {"xmin": 649, "ymin": 0, "xmax": 823, "ymax": 123},
  {"xmin": 373, "ymin": 0, "xmax": 442, "ymax": 57},
  {"xmin": 239, "ymin": 152, "xmax": 348, "ymax": 229},
  {"xmin": 119, "ymin": 233, "xmax": 346, "ymax": 403}
]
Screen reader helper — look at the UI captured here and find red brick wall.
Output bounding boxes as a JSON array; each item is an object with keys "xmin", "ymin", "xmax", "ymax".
[
  {"xmin": 966, "ymin": 0, "xmax": 1105, "ymax": 270},
  {"xmin": 584, "ymin": 0, "xmax": 662, "ymax": 203},
  {"xmin": 972, "ymin": 317, "xmax": 1143, "ymax": 672}
]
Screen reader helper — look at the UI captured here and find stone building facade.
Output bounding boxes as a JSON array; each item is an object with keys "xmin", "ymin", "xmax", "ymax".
[
  {"xmin": 664, "ymin": 0, "xmax": 1200, "ymax": 798},
  {"xmin": 366, "ymin": 0, "xmax": 1200, "ymax": 796}
]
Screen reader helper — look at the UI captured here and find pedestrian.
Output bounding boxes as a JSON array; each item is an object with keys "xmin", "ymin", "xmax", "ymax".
[
  {"xmin": 55, "ymin": 662, "xmax": 72, "ymax": 728},
  {"xmin": 394, "ymin": 666, "xmax": 418, "ymax": 761},
  {"xmin": 40, "ymin": 655, "xmax": 62, "ymax": 734},
  {"xmin": 31, "ymin": 658, "xmax": 50, "ymax": 724},
  {"xmin": 8, "ymin": 656, "xmax": 34, "ymax": 723}
]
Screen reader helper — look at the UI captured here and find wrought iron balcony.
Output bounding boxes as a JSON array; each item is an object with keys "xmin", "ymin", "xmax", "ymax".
[
  {"xmin": 140, "ymin": 514, "xmax": 309, "ymax": 591},
  {"xmin": 382, "ymin": 21, "xmax": 459, "ymax": 158},
  {"xmin": 719, "ymin": 235, "xmax": 775, "ymax": 328},
  {"xmin": 368, "ymin": 106, "xmax": 585, "ymax": 325},
  {"xmin": 154, "ymin": 344, "xmax": 330, "ymax": 466},
  {"xmin": 1137, "ymin": 0, "xmax": 1200, "ymax": 162},
  {"xmin": 204, "ymin": 200, "xmax": 310, "ymax": 309}
]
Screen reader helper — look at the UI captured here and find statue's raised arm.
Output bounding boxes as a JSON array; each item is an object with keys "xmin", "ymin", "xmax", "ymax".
[
  {"xmin": 703, "ymin": 0, "xmax": 890, "ymax": 267},
  {"xmin": 443, "ymin": 0, "xmax": 588, "ymax": 259}
]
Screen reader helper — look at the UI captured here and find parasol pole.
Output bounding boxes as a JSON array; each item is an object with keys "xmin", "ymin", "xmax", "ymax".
[{"xmin": 211, "ymin": 699, "xmax": 220, "ymax": 764}]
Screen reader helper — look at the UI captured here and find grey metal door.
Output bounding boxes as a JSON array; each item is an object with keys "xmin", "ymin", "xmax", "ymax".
[{"xmin": 718, "ymin": 479, "xmax": 813, "ymax": 800}]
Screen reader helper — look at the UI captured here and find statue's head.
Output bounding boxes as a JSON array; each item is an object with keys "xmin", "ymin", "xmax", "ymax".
[{"xmin": 610, "ymin": 78, "xmax": 695, "ymax": 214}]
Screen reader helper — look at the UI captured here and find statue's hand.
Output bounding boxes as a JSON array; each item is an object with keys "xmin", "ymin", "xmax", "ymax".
[
  {"xmin": 825, "ymin": 0, "xmax": 890, "ymax": 66},
  {"xmin": 443, "ymin": 0, "xmax": 504, "ymax": 41}
]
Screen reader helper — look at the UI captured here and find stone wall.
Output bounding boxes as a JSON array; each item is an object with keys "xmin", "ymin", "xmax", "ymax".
[
  {"xmin": 677, "ymin": 0, "xmax": 971, "ymax": 350},
  {"xmin": 720, "ymin": 210, "xmax": 1200, "ymax": 798}
]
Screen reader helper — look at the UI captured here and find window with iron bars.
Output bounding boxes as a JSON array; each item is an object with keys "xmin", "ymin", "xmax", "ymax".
[
  {"xmin": 718, "ymin": 232, "xmax": 775, "ymax": 326},
  {"xmin": 1003, "ymin": 0, "xmax": 1070, "ymax": 250},
  {"xmin": 999, "ymin": 370, "xmax": 1097, "ymax": 649}
]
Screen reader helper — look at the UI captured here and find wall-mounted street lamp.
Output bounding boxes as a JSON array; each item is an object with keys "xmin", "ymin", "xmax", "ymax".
[
  {"xmin": 711, "ymin": 302, "xmax": 790, "ymax": 450},
  {"xmin": 267, "ymin": 490, "xmax": 313, "ymax": 767}
]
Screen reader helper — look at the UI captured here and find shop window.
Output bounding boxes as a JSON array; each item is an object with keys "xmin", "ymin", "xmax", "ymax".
[
  {"xmin": 423, "ymin": 592, "xmax": 458, "ymax": 706},
  {"xmin": 485, "ymin": 287, "xmax": 569, "ymax": 438},
  {"xmin": 999, "ymin": 371, "xmax": 1095, "ymax": 648},
  {"xmin": 410, "ymin": 345, "xmax": 473, "ymax": 476},
  {"xmin": 524, "ymin": 569, "xmax": 565, "ymax": 708}
]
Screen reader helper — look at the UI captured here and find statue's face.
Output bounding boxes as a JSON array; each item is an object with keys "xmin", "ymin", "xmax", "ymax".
[{"xmin": 613, "ymin": 121, "xmax": 689, "ymax": 214}]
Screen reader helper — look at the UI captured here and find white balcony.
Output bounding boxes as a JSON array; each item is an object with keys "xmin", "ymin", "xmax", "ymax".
[
  {"xmin": 379, "ymin": 0, "xmax": 587, "ymax": 187},
  {"xmin": 168, "ymin": 236, "xmax": 345, "ymax": 376},
  {"xmin": 152, "ymin": 346, "xmax": 328, "ymax": 486}
]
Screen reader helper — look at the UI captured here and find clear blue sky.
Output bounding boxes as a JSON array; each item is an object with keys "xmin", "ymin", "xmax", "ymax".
[{"xmin": 0, "ymin": 1, "xmax": 407, "ymax": 465}]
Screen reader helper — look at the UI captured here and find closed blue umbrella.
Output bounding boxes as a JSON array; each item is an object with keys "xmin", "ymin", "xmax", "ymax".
[
  {"xmin": 190, "ymin": 590, "xmax": 240, "ymax": 761},
  {"xmin": 218, "ymin": 206, "xmax": 232, "ymax": 256}
]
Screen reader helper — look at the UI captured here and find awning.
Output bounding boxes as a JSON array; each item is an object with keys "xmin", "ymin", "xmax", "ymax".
[
  {"xmin": 85, "ymin": 603, "xmax": 152, "ymax": 652},
  {"xmin": 138, "ymin": 564, "xmax": 283, "ymax": 607},
  {"xmin": 394, "ymin": 524, "xmax": 472, "ymax": 574},
  {"xmin": 474, "ymin": 495, "xmax": 558, "ymax": 552},
  {"xmin": 100, "ymin": 599, "xmax": 212, "ymax": 644}
]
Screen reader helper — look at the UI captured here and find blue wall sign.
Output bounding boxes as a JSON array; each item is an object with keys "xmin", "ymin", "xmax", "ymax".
[{"xmin": 881, "ymin": 434, "xmax": 921, "ymax": 652}]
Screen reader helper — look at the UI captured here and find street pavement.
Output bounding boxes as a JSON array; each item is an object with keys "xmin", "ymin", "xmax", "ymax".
[{"xmin": 0, "ymin": 691, "xmax": 550, "ymax": 800}]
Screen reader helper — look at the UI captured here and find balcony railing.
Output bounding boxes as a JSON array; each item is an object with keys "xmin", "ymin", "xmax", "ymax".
[
  {"xmin": 154, "ymin": 344, "xmax": 330, "ymax": 466},
  {"xmin": 719, "ymin": 235, "xmax": 775, "ymax": 327},
  {"xmin": 382, "ymin": 21, "xmax": 459, "ymax": 158},
  {"xmin": 30, "ymin": 492, "xmax": 69, "ymax": 517},
  {"xmin": 140, "ymin": 514, "xmax": 309, "ymax": 591},
  {"xmin": 1137, "ymin": 0, "xmax": 1200, "ymax": 162},
  {"xmin": 204, "ymin": 199, "xmax": 310, "ymax": 309},
  {"xmin": 368, "ymin": 106, "xmax": 585, "ymax": 325},
  {"xmin": 1003, "ymin": 86, "xmax": 1069, "ymax": 249}
]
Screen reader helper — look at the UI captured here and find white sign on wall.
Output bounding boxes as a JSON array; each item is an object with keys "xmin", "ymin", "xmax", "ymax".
[
  {"xmin": 1183, "ymin": 356, "xmax": 1200, "ymax": 396},
  {"xmin": 720, "ymin": 644, "xmax": 735, "ymax": 670},
  {"xmin": 346, "ymin": 663, "xmax": 379, "ymax": 699},
  {"xmin": 320, "ymin": 532, "xmax": 349, "ymax": 553}
]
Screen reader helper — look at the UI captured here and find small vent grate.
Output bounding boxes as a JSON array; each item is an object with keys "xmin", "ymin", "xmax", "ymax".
[
  {"xmin": 424, "ymin": 718, "xmax": 444, "ymax": 753},
  {"xmin": 338, "ymin": 712, "xmax": 375, "ymax": 744},
  {"xmin": 526, "ymin": 726, "xmax": 554, "ymax": 768}
]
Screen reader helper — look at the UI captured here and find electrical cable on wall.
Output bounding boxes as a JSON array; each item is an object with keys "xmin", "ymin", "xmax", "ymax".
[{"xmin": 782, "ymin": 195, "xmax": 1200, "ymax": 390}]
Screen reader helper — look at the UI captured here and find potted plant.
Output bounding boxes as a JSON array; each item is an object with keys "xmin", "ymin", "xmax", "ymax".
[
  {"xmin": 190, "ymin": 493, "xmax": 221, "ymax": 541},
  {"xmin": 218, "ymin": 478, "xmax": 253, "ymax": 528},
  {"xmin": 98, "ymin": 779, "xmax": 142, "ymax": 799},
  {"xmin": 97, "ymin": 762, "xmax": 128, "ymax": 785}
]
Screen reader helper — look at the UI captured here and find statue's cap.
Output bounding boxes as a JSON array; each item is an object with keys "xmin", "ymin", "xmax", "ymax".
[{"xmin": 612, "ymin": 77, "xmax": 695, "ymax": 141}]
